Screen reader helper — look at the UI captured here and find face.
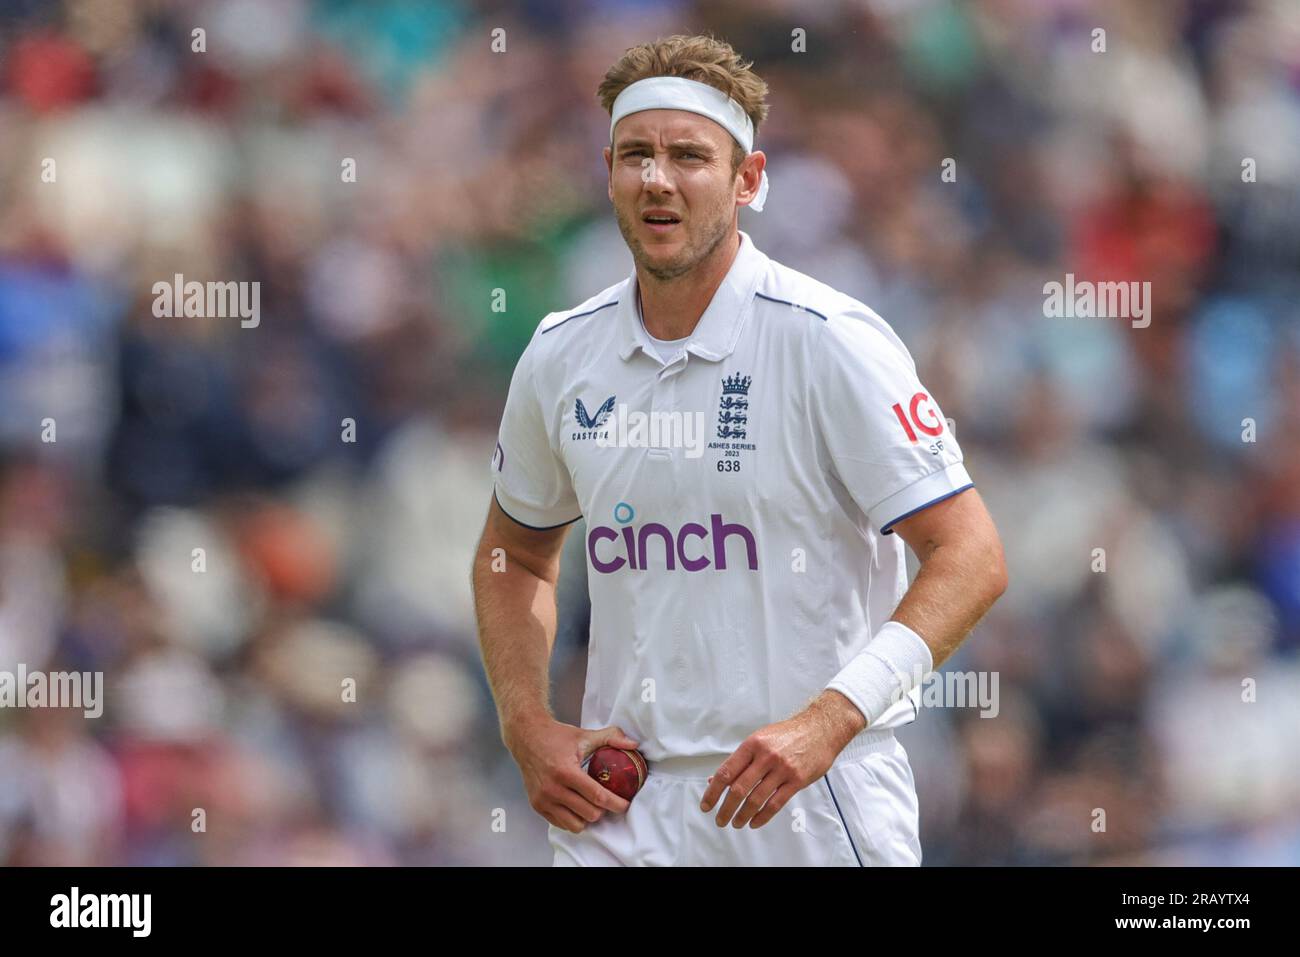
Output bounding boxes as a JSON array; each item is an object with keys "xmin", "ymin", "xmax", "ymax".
[{"xmin": 605, "ymin": 109, "xmax": 745, "ymax": 281}]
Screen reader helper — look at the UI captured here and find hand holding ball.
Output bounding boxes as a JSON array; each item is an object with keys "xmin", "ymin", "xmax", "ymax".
[{"xmin": 587, "ymin": 747, "xmax": 648, "ymax": 802}]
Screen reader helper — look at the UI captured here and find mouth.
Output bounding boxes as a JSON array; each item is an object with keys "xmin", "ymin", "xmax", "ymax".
[{"xmin": 641, "ymin": 211, "xmax": 681, "ymax": 233}]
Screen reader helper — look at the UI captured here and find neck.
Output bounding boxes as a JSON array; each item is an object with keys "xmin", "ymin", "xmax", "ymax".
[{"xmin": 637, "ymin": 230, "xmax": 740, "ymax": 341}]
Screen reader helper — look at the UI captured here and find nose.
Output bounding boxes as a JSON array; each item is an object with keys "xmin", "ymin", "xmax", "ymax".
[{"xmin": 641, "ymin": 153, "xmax": 674, "ymax": 192}]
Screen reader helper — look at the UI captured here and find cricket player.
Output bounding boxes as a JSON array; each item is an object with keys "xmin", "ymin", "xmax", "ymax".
[{"xmin": 472, "ymin": 34, "xmax": 1007, "ymax": 866}]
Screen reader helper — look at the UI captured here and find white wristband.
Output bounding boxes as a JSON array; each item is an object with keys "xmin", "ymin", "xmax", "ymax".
[{"xmin": 825, "ymin": 621, "xmax": 933, "ymax": 728}]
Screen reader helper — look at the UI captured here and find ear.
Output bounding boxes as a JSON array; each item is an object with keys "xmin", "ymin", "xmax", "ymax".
[
  {"xmin": 737, "ymin": 151, "xmax": 765, "ymax": 207},
  {"xmin": 603, "ymin": 146, "xmax": 613, "ymax": 202}
]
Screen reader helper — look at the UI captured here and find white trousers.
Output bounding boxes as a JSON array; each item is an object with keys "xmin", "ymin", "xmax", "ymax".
[{"xmin": 550, "ymin": 728, "xmax": 921, "ymax": 866}]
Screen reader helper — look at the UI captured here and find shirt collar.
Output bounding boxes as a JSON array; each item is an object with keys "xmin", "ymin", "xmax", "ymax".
[{"xmin": 616, "ymin": 229, "xmax": 767, "ymax": 363}]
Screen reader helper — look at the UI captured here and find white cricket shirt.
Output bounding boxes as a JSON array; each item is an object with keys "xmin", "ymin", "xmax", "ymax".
[{"xmin": 491, "ymin": 230, "xmax": 973, "ymax": 760}]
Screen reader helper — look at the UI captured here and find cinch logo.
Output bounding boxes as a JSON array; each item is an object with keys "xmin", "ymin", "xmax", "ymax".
[{"xmin": 587, "ymin": 502, "xmax": 758, "ymax": 573}]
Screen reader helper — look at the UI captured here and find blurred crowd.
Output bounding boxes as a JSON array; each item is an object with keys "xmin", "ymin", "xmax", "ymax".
[{"xmin": 1, "ymin": 0, "xmax": 1299, "ymax": 866}]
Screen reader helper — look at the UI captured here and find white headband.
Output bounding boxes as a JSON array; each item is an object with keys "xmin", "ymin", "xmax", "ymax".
[{"xmin": 608, "ymin": 76, "xmax": 769, "ymax": 212}]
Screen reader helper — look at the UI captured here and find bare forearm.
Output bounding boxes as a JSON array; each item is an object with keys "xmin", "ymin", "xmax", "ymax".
[
  {"xmin": 472, "ymin": 548, "xmax": 560, "ymax": 741},
  {"xmin": 806, "ymin": 688, "xmax": 869, "ymax": 747},
  {"xmin": 890, "ymin": 535, "xmax": 1006, "ymax": 668}
]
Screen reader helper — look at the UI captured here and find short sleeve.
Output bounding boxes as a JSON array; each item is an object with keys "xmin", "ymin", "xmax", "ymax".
[
  {"xmin": 810, "ymin": 307, "xmax": 973, "ymax": 535},
  {"xmin": 490, "ymin": 331, "xmax": 581, "ymax": 529}
]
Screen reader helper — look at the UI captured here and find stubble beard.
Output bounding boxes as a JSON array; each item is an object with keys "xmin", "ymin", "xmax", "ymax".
[{"xmin": 615, "ymin": 195, "xmax": 733, "ymax": 283}]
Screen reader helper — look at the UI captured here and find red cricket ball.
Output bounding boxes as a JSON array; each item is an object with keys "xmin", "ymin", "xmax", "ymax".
[{"xmin": 587, "ymin": 746, "xmax": 649, "ymax": 801}]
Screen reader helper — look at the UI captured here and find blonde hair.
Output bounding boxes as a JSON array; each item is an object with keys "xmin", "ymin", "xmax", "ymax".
[{"xmin": 597, "ymin": 34, "xmax": 770, "ymax": 173}]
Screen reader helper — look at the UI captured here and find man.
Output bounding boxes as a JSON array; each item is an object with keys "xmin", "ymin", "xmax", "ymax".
[{"xmin": 472, "ymin": 34, "xmax": 1007, "ymax": 866}]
